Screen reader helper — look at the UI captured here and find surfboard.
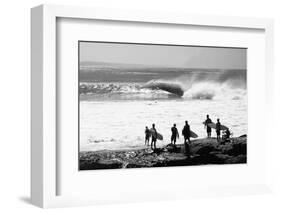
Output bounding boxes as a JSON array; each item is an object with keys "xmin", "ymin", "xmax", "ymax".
[
  {"xmin": 149, "ymin": 129, "xmax": 163, "ymax": 140},
  {"xmin": 207, "ymin": 122, "xmax": 228, "ymax": 131},
  {"xmin": 190, "ymin": 130, "xmax": 198, "ymax": 138}
]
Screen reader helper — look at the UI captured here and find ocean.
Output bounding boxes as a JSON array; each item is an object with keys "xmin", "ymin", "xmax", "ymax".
[{"xmin": 79, "ymin": 62, "xmax": 247, "ymax": 152}]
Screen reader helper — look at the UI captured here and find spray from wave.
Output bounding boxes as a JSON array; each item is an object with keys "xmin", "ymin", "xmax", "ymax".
[
  {"xmin": 144, "ymin": 70, "xmax": 247, "ymax": 100},
  {"xmin": 142, "ymin": 69, "xmax": 246, "ymax": 100}
]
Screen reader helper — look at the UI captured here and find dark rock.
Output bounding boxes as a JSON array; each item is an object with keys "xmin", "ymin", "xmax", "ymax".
[
  {"xmin": 194, "ymin": 145, "xmax": 217, "ymax": 156},
  {"xmin": 79, "ymin": 136, "xmax": 247, "ymax": 169},
  {"xmin": 209, "ymin": 151, "xmax": 222, "ymax": 155},
  {"xmin": 126, "ymin": 162, "xmax": 152, "ymax": 168},
  {"xmin": 80, "ymin": 159, "xmax": 123, "ymax": 170},
  {"xmin": 165, "ymin": 144, "xmax": 181, "ymax": 153},
  {"xmin": 192, "ymin": 153, "xmax": 219, "ymax": 164},
  {"xmin": 153, "ymin": 148, "xmax": 165, "ymax": 154},
  {"xmin": 225, "ymin": 155, "xmax": 247, "ymax": 164},
  {"xmin": 212, "ymin": 153, "xmax": 231, "ymax": 164},
  {"xmin": 225, "ymin": 141, "xmax": 247, "ymax": 156},
  {"xmin": 158, "ymin": 154, "xmax": 190, "ymax": 167}
]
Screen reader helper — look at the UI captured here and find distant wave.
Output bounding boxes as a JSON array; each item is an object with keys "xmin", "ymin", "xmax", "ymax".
[
  {"xmin": 80, "ymin": 69, "xmax": 246, "ymax": 100},
  {"xmin": 80, "ymin": 83, "xmax": 149, "ymax": 95}
]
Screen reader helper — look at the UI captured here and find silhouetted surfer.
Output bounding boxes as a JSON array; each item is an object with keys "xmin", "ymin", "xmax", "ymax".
[
  {"xmin": 182, "ymin": 121, "xmax": 191, "ymax": 155},
  {"xmin": 204, "ymin": 115, "xmax": 212, "ymax": 138},
  {"xmin": 150, "ymin": 124, "xmax": 158, "ymax": 150},
  {"xmin": 145, "ymin": 126, "xmax": 150, "ymax": 146},
  {"xmin": 171, "ymin": 124, "xmax": 179, "ymax": 145},
  {"xmin": 182, "ymin": 121, "xmax": 191, "ymax": 143},
  {"xmin": 216, "ymin": 119, "xmax": 221, "ymax": 142}
]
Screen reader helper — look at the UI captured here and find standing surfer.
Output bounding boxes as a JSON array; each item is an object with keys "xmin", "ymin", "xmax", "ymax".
[
  {"xmin": 144, "ymin": 126, "xmax": 150, "ymax": 146},
  {"xmin": 150, "ymin": 124, "xmax": 158, "ymax": 150},
  {"xmin": 216, "ymin": 118, "xmax": 221, "ymax": 142},
  {"xmin": 171, "ymin": 124, "xmax": 179, "ymax": 145},
  {"xmin": 204, "ymin": 114, "xmax": 212, "ymax": 138},
  {"xmin": 182, "ymin": 121, "xmax": 191, "ymax": 155}
]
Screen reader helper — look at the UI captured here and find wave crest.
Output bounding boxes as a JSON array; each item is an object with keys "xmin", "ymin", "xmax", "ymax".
[{"xmin": 142, "ymin": 80, "xmax": 184, "ymax": 96}]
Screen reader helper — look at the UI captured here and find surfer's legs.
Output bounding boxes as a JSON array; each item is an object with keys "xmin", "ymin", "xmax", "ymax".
[
  {"xmin": 171, "ymin": 136, "xmax": 176, "ymax": 145},
  {"xmin": 153, "ymin": 140, "xmax": 157, "ymax": 149},
  {"xmin": 151, "ymin": 138, "xmax": 157, "ymax": 150},
  {"xmin": 184, "ymin": 136, "xmax": 190, "ymax": 143},
  {"xmin": 216, "ymin": 131, "xmax": 220, "ymax": 142},
  {"xmin": 207, "ymin": 127, "xmax": 211, "ymax": 138},
  {"xmin": 170, "ymin": 136, "xmax": 174, "ymax": 144},
  {"xmin": 184, "ymin": 142, "xmax": 190, "ymax": 156},
  {"xmin": 145, "ymin": 136, "xmax": 149, "ymax": 146}
]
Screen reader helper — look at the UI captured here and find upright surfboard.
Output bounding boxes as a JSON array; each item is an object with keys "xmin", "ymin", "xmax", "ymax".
[{"xmin": 207, "ymin": 122, "xmax": 228, "ymax": 130}]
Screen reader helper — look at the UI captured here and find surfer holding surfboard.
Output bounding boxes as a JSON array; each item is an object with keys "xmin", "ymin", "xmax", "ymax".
[
  {"xmin": 216, "ymin": 119, "xmax": 222, "ymax": 142},
  {"xmin": 182, "ymin": 121, "xmax": 191, "ymax": 144},
  {"xmin": 170, "ymin": 124, "xmax": 179, "ymax": 145},
  {"xmin": 182, "ymin": 121, "xmax": 191, "ymax": 155},
  {"xmin": 203, "ymin": 116, "xmax": 229, "ymax": 142},
  {"xmin": 150, "ymin": 124, "xmax": 158, "ymax": 150},
  {"xmin": 144, "ymin": 126, "xmax": 150, "ymax": 146},
  {"xmin": 204, "ymin": 114, "xmax": 212, "ymax": 138}
]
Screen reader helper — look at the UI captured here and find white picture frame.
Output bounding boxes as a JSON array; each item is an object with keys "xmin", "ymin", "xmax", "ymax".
[{"xmin": 31, "ymin": 4, "xmax": 274, "ymax": 208}]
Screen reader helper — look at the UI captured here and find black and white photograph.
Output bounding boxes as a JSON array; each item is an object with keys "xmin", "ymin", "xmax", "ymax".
[{"xmin": 78, "ymin": 41, "xmax": 247, "ymax": 170}]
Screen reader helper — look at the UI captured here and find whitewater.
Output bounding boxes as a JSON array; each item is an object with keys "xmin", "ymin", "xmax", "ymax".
[{"xmin": 79, "ymin": 66, "xmax": 247, "ymax": 152}]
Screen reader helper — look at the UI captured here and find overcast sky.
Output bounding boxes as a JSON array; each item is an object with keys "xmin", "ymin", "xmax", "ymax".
[{"xmin": 80, "ymin": 42, "xmax": 246, "ymax": 69}]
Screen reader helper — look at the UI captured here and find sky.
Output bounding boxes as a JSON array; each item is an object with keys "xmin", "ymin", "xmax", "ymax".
[{"xmin": 79, "ymin": 42, "xmax": 247, "ymax": 69}]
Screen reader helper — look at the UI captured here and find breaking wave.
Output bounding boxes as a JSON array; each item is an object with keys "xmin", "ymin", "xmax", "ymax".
[
  {"xmin": 80, "ymin": 69, "xmax": 246, "ymax": 100},
  {"xmin": 141, "ymin": 81, "xmax": 184, "ymax": 96}
]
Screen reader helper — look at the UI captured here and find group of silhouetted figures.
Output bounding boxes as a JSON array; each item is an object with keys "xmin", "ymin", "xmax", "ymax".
[
  {"xmin": 204, "ymin": 114, "xmax": 231, "ymax": 142},
  {"xmin": 145, "ymin": 114, "xmax": 231, "ymax": 154}
]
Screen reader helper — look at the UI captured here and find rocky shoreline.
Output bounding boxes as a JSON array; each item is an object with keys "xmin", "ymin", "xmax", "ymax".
[{"xmin": 79, "ymin": 136, "xmax": 247, "ymax": 170}]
